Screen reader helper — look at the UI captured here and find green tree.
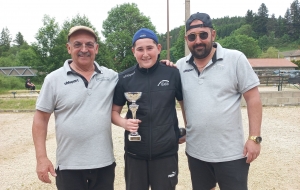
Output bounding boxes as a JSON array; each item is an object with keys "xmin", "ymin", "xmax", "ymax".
[
  {"xmin": 291, "ymin": 60, "xmax": 300, "ymax": 70},
  {"xmin": 17, "ymin": 48, "xmax": 40, "ymax": 67},
  {"xmin": 245, "ymin": 10, "xmax": 254, "ymax": 25},
  {"xmin": 172, "ymin": 25, "xmax": 185, "ymax": 62},
  {"xmin": 95, "ymin": 41, "xmax": 115, "ymax": 70},
  {"xmin": 267, "ymin": 14, "xmax": 277, "ymax": 35},
  {"xmin": 13, "ymin": 32, "xmax": 26, "ymax": 46},
  {"xmin": 158, "ymin": 26, "xmax": 182, "ymax": 52},
  {"xmin": 253, "ymin": 3, "xmax": 269, "ymax": 37},
  {"xmin": 0, "ymin": 56, "xmax": 16, "ymax": 67},
  {"xmin": 61, "ymin": 14, "xmax": 96, "ymax": 32},
  {"xmin": 232, "ymin": 24, "xmax": 255, "ymax": 38},
  {"xmin": 285, "ymin": 8, "xmax": 293, "ymax": 37},
  {"xmin": 32, "ymin": 15, "xmax": 60, "ymax": 77},
  {"xmin": 257, "ymin": 35, "xmax": 269, "ymax": 51},
  {"xmin": 160, "ymin": 50, "xmax": 167, "ymax": 60},
  {"xmin": 260, "ymin": 47, "xmax": 281, "ymax": 58},
  {"xmin": 219, "ymin": 34, "xmax": 260, "ymax": 58},
  {"xmin": 102, "ymin": 3, "xmax": 156, "ymax": 71},
  {"xmin": 276, "ymin": 16, "xmax": 286, "ymax": 38},
  {"xmin": 290, "ymin": 0, "xmax": 300, "ymax": 39},
  {"xmin": 0, "ymin": 27, "xmax": 12, "ymax": 56},
  {"xmin": 214, "ymin": 16, "xmax": 244, "ymax": 39}
]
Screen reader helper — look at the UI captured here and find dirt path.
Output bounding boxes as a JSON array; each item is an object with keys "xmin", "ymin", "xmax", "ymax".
[{"xmin": 0, "ymin": 107, "xmax": 299, "ymax": 190}]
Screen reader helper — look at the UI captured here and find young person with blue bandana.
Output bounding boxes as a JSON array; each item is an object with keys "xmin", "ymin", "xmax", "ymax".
[{"xmin": 112, "ymin": 28, "xmax": 183, "ymax": 190}]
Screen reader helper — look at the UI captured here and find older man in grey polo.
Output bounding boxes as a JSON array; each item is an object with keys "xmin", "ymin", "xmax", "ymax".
[{"xmin": 32, "ymin": 26, "xmax": 118, "ymax": 190}]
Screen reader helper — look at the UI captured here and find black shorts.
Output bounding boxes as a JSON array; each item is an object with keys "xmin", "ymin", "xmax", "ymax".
[
  {"xmin": 125, "ymin": 154, "xmax": 178, "ymax": 190},
  {"xmin": 187, "ymin": 153, "xmax": 250, "ymax": 190},
  {"xmin": 55, "ymin": 162, "xmax": 116, "ymax": 190}
]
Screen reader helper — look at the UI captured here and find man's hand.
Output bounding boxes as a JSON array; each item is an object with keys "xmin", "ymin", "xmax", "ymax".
[
  {"xmin": 178, "ymin": 135, "xmax": 186, "ymax": 144},
  {"xmin": 243, "ymin": 140, "xmax": 261, "ymax": 163},
  {"xmin": 36, "ymin": 157, "xmax": 57, "ymax": 183},
  {"xmin": 121, "ymin": 119, "xmax": 141, "ymax": 133},
  {"xmin": 160, "ymin": 60, "xmax": 177, "ymax": 68}
]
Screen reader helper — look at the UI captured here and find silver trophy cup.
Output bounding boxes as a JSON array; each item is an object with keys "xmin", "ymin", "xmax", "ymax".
[{"xmin": 124, "ymin": 92, "xmax": 142, "ymax": 141}]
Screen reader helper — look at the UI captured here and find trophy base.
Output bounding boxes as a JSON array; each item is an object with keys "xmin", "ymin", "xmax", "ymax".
[{"xmin": 128, "ymin": 134, "xmax": 141, "ymax": 141}]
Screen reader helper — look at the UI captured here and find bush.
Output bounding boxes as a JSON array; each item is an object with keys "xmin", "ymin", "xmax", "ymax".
[{"xmin": 0, "ymin": 75, "xmax": 25, "ymax": 90}]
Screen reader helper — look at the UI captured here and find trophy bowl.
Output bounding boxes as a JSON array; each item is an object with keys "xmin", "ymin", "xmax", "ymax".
[{"xmin": 124, "ymin": 92, "xmax": 142, "ymax": 103}]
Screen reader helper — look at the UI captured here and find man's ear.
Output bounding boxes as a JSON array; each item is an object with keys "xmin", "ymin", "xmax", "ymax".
[
  {"xmin": 95, "ymin": 43, "xmax": 99, "ymax": 54},
  {"xmin": 66, "ymin": 43, "xmax": 71, "ymax": 54},
  {"xmin": 184, "ymin": 35, "xmax": 188, "ymax": 43},
  {"xmin": 211, "ymin": 30, "xmax": 217, "ymax": 41}
]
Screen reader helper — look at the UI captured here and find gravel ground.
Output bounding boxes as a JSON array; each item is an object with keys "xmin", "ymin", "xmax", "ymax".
[{"xmin": 0, "ymin": 106, "xmax": 299, "ymax": 190}]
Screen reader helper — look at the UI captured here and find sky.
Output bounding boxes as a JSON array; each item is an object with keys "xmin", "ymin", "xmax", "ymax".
[{"xmin": 0, "ymin": 0, "xmax": 295, "ymax": 44}]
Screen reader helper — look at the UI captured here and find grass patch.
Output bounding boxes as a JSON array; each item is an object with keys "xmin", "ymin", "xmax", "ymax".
[{"xmin": 0, "ymin": 98, "xmax": 36, "ymax": 110}]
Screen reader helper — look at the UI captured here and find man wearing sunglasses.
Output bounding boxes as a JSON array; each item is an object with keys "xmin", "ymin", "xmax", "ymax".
[{"xmin": 176, "ymin": 13, "xmax": 262, "ymax": 190}]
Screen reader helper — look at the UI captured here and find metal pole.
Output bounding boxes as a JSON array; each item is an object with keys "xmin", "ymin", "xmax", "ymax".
[
  {"xmin": 278, "ymin": 69, "xmax": 282, "ymax": 91},
  {"xmin": 167, "ymin": 0, "xmax": 170, "ymax": 60},
  {"xmin": 185, "ymin": 0, "xmax": 190, "ymax": 56}
]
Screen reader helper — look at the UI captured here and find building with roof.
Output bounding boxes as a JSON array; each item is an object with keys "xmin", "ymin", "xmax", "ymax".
[
  {"xmin": 248, "ymin": 59, "xmax": 299, "ymax": 88},
  {"xmin": 248, "ymin": 59, "xmax": 298, "ymax": 75},
  {"xmin": 281, "ymin": 50, "xmax": 300, "ymax": 61}
]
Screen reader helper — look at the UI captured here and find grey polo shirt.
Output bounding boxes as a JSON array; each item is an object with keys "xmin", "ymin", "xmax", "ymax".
[
  {"xmin": 176, "ymin": 43, "xmax": 259, "ymax": 162},
  {"xmin": 36, "ymin": 60, "xmax": 118, "ymax": 170}
]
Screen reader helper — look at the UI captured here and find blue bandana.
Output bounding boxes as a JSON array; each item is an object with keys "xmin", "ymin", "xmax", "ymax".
[{"xmin": 132, "ymin": 28, "xmax": 158, "ymax": 45}]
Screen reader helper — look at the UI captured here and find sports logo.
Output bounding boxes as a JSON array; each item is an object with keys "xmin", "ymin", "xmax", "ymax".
[
  {"xmin": 183, "ymin": 68, "xmax": 194, "ymax": 73},
  {"xmin": 157, "ymin": 80, "xmax": 169, "ymax": 87},
  {"xmin": 64, "ymin": 79, "xmax": 79, "ymax": 85},
  {"xmin": 168, "ymin": 171, "xmax": 176, "ymax": 178}
]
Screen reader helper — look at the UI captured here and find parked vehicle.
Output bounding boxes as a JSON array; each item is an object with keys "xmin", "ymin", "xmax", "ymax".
[
  {"xmin": 288, "ymin": 70, "xmax": 300, "ymax": 78},
  {"xmin": 273, "ymin": 70, "xmax": 300, "ymax": 78}
]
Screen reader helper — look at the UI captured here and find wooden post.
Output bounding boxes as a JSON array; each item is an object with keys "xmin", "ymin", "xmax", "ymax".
[{"xmin": 185, "ymin": 0, "xmax": 190, "ymax": 56}]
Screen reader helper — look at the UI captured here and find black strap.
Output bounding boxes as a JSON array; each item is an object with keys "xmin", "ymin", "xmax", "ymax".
[{"xmin": 188, "ymin": 24, "xmax": 205, "ymax": 30}]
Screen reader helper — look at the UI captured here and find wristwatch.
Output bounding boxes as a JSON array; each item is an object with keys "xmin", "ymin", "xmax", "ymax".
[{"xmin": 248, "ymin": 136, "xmax": 262, "ymax": 144}]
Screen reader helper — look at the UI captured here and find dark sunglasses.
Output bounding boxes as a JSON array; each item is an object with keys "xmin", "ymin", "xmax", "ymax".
[{"xmin": 187, "ymin": 32, "xmax": 209, "ymax": 42}]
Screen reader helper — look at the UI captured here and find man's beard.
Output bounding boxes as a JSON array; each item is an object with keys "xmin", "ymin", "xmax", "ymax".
[{"xmin": 190, "ymin": 42, "xmax": 212, "ymax": 59}]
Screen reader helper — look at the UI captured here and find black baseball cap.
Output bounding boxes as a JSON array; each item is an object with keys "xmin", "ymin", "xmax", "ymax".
[{"xmin": 186, "ymin": 12, "xmax": 213, "ymax": 32}]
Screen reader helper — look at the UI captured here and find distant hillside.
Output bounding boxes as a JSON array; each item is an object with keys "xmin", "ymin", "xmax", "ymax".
[{"xmin": 158, "ymin": 16, "xmax": 245, "ymax": 50}]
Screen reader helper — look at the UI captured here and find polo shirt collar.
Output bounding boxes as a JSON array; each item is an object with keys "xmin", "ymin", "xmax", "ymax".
[
  {"xmin": 185, "ymin": 42, "xmax": 224, "ymax": 66},
  {"xmin": 64, "ymin": 59, "xmax": 103, "ymax": 75}
]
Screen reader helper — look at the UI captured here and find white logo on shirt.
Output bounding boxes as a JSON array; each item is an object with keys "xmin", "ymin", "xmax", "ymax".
[
  {"xmin": 96, "ymin": 77, "xmax": 110, "ymax": 81},
  {"xmin": 168, "ymin": 171, "xmax": 176, "ymax": 178},
  {"xmin": 157, "ymin": 80, "xmax": 169, "ymax": 86},
  {"xmin": 212, "ymin": 64, "xmax": 225, "ymax": 70},
  {"xmin": 123, "ymin": 71, "xmax": 135, "ymax": 78}
]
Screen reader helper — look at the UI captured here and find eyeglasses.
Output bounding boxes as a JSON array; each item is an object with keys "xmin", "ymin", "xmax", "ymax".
[
  {"xmin": 187, "ymin": 32, "xmax": 209, "ymax": 42},
  {"xmin": 70, "ymin": 42, "xmax": 96, "ymax": 49}
]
